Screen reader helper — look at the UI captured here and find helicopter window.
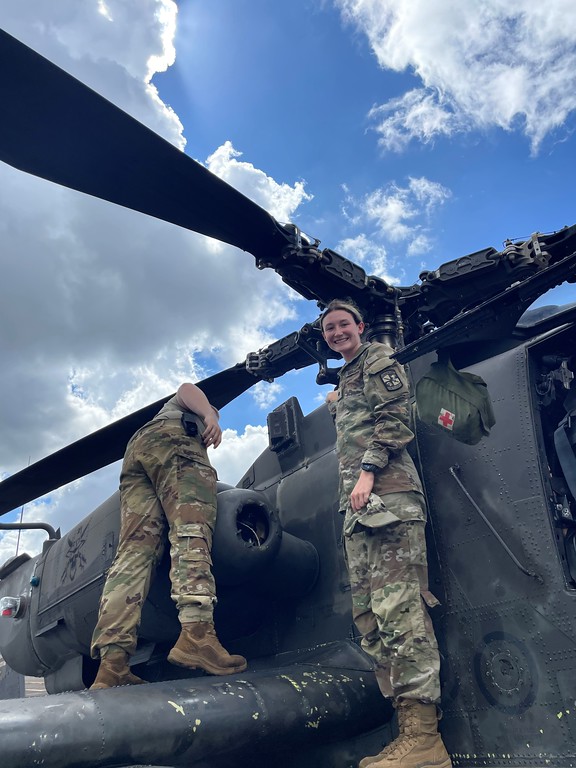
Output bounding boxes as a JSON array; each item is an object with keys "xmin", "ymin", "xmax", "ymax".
[
  {"xmin": 555, "ymin": 400, "xmax": 576, "ymax": 489},
  {"xmin": 518, "ymin": 302, "xmax": 576, "ymax": 331}
]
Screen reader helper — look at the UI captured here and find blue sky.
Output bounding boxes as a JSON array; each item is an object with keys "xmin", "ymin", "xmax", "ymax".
[
  {"xmin": 1, "ymin": 0, "xmax": 575, "ymax": 559},
  {"xmin": 165, "ymin": 0, "xmax": 576, "ymax": 245},
  {"xmin": 159, "ymin": 0, "xmax": 576, "ymax": 427}
]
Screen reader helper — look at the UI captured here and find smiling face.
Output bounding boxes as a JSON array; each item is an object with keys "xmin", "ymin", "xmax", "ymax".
[{"xmin": 321, "ymin": 308, "xmax": 365, "ymax": 362}]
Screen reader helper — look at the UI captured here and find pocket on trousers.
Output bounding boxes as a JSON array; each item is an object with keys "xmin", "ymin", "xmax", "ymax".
[
  {"xmin": 180, "ymin": 548, "xmax": 211, "ymax": 565},
  {"xmin": 175, "ymin": 441, "xmax": 212, "ymax": 470},
  {"xmin": 175, "ymin": 449, "xmax": 217, "ymax": 502},
  {"xmin": 176, "ymin": 523, "xmax": 212, "ymax": 565}
]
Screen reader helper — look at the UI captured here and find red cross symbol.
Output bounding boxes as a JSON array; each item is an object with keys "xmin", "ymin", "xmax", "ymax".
[{"xmin": 438, "ymin": 408, "xmax": 455, "ymax": 429}]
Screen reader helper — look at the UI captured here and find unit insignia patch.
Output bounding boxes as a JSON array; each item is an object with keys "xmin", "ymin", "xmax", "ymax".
[{"xmin": 381, "ymin": 370, "xmax": 403, "ymax": 391}]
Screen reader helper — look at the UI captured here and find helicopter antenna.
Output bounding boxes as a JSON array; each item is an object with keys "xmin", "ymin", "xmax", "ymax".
[{"xmin": 14, "ymin": 457, "xmax": 30, "ymax": 557}]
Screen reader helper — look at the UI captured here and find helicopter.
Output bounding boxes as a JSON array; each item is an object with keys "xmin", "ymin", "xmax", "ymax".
[{"xmin": 1, "ymin": 26, "xmax": 576, "ymax": 768}]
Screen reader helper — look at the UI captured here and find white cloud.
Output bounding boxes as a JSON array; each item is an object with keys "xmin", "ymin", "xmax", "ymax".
[
  {"xmin": 364, "ymin": 187, "xmax": 415, "ymax": 241},
  {"xmin": 0, "ymin": 3, "xmax": 311, "ymax": 552},
  {"xmin": 406, "ymin": 234, "xmax": 432, "ymax": 257},
  {"xmin": 336, "ymin": 0, "xmax": 576, "ymax": 152},
  {"xmin": 368, "ymin": 88, "xmax": 465, "ymax": 152},
  {"xmin": 251, "ymin": 381, "xmax": 284, "ymax": 411},
  {"xmin": 210, "ymin": 425, "xmax": 270, "ymax": 487},
  {"xmin": 0, "ymin": 153, "xmax": 297, "ymax": 472},
  {"xmin": 336, "ymin": 234, "xmax": 396, "ymax": 283},
  {"xmin": 0, "ymin": 462, "xmax": 122, "ymax": 564},
  {"xmin": 408, "ymin": 176, "xmax": 453, "ymax": 211},
  {"xmin": 341, "ymin": 177, "xmax": 451, "ymax": 258},
  {"xmin": 206, "ymin": 142, "xmax": 313, "ymax": 222},
  {"xmin": 2, "ymin": 0, "xmax": 185, "ymax": 147}
]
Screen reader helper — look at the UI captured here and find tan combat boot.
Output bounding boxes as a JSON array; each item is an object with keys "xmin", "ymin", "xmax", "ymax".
[
  {"xmin": 359, "ymin": 740, "xmax": 396, "ymax": 768},
  {"xmin": 359, "ymin": 701, "xmax": 406, "ymax": 768},
  {"xmin": 89, "ymin": 649, "xmax": 146, "ymax": 690},
  {"xmin": 368, "ymin": 700, "xmax": 451, "ymax": 768},
  {"xmin": 167, "ymin": 622, "xmax": 247, "ymax": 675}
]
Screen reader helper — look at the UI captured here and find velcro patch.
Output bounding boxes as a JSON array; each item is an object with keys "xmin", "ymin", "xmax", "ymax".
[{"xmin": 381, "ymin": 370, "xmax": 403, "ymax": 391}]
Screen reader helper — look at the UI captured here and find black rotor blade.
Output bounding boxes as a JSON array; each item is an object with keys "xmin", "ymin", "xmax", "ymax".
[
  {"xmin": 0, "ymin": 30, "xmax": 287, "ymax": 260},
  {"xmin": 0, "ymin": 364, "xmax": 259, "ymax": 517}
]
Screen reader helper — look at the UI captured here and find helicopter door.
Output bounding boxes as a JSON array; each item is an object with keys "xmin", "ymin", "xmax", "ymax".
[{"xmin": 554, "ymin": 386, "xmax": 576, "ymax": 501}]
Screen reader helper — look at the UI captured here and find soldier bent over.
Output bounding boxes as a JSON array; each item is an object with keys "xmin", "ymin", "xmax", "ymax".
[
  {"xmin": 321, "ymin": 300, "xmax": 451, "ymax": 768},
  {"xmin": 89, "ymin": 382, "xmax": 246, "ymax": 690}
]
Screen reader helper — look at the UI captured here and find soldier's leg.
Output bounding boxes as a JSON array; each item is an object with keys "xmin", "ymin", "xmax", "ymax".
[
  {"xmin": 90, "ymin": 448, "xmax": 166, "ymax": 659},
  {"xmin": 347, "ymin": 529, "xmax": 403, "ymax": 768},
  {"xmin": 366, "ymin": 509, "xmax": 451, "ymax": 767},
  {"xmin": 154, "ymin": 442, "xmax": 218, "ymax": 622},
  {"xmin": 345, "ymin": 530, "xmax": 394, "ymax": 699},
  {"xmin": 368, "ymin": 492, "xmax": 441, "ymax": 704},
  {"xmin": 356, "ymin": 493, "xmax": 450, "ymax": 768},
  {"xmin": 151, "ymin": 434, "xmax": 246, "ymax": 673}
]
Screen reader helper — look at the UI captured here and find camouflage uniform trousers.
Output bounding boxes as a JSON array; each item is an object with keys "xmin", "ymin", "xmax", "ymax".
[
  {"xmin": 344, "ymin": 490, "xmax": 441, "ymax": 703},
  {"xmin": 91, "ymin": 419, "xmax": 217, "ymax": 658}
]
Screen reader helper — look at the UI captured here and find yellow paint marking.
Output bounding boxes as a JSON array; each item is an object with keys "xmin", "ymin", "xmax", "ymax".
[
  {"xmin": 279, "ymin": 674, "xmax": 302, "ymax": 693},
  {"xmin": 168, "ymin": 701, "xmax": 185, "ymax": 716}
]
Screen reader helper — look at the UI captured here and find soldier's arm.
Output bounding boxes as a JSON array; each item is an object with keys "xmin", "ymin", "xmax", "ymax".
[
  {"xmin": 325, "ymin": 389, "xmax": 338, "ymax": 421},
  {"xmin": 362, "ymin": 356, "xmax": 415, "ymax": 468},
  {"xmin": 176, "ymin": 383, "xmax": 222, "ymax": 448}
]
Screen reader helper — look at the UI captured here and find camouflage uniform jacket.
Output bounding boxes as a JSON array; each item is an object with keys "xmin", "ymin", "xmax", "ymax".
[
  {"xmin": 334, "ymin": 341, "xmax": 423, "ymax": 530},
  {"xmin": 153, "ymin": 394, "xmax": 206, "ymax": 431}
]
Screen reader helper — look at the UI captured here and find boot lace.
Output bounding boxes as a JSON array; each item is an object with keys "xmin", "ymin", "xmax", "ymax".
[{"xmin": 383, "ymin": 708, "xmax": 420, "ymax": 758}]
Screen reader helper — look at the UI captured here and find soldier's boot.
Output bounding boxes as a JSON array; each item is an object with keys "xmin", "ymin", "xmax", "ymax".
[
  {"xmin": 359, "ymin": 740, "xmax": 397, "ymax": 768},
  {"xmin": 359, "ymin": 700, "xmax": 409, "ymax": 768},
  {"xmin": 89, "ymin": 649, "xmax": 146, "ymax": 690},
  {"xmin": 167, "ymin": 621, "xmax": 247, "ymax": 675},
  {"xmin": 368, "ymin": 700, "xmax": 451, "ymax": 768}
]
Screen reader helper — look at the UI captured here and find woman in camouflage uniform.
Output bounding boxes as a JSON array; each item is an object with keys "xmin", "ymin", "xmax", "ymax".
[
  {"xmin": 90, "ymin": 382, "xmax": 246, "ymax": 689},
  {"xmin": 321, "ymin": 300, "xmax": 450, "ymax": 768}
]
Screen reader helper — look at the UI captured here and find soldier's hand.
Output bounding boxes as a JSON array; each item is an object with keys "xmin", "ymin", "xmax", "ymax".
[
  {"xmin": 326, "ymin": 390, "xmax": 338, "ymax": 403},
  {"xmin": 202, "ymin": 410, "xmax": 222, "ymax": 449},
  {"xmin": 350, "ymin": 471, "xmax": 375, "ymax": 511}
]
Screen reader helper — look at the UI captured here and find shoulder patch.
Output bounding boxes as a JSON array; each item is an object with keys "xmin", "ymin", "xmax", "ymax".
[
  {"xmin": 381, "ymin": 370, "xmax": 403, "ymax": 391},
  {"xmin": 364, "ymin": 344, "xmax": 394, "ymax": 375}
]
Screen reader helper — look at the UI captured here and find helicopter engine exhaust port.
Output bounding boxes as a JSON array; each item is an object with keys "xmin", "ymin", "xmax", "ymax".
[
  {"xmin": 211, "ymin": 489, "xmax": 282, "ymax": 585},
  {"xmin": 211, "ymin": 488, "xmax": 319, "ymax": 598}
]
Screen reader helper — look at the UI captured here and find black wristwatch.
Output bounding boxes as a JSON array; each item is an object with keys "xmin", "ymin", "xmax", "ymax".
[{"xmin": 361, "ymin": 462, "xmax": 380, "ymax": 474}]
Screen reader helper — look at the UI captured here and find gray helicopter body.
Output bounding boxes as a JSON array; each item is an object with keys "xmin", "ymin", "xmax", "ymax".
[{"xmin": 0, "ymin": 27, "xmax": 576, "ymax": 768}]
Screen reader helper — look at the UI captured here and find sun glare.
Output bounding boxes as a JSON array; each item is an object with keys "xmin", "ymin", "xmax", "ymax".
[{"xmin": 97, "ymin": 0, "xmax": 113, "ymax": 22}]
